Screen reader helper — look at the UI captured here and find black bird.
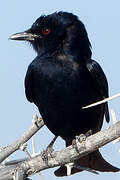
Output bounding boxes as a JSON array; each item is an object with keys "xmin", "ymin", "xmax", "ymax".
[{"xmin": 10, "ymin": 12, "xmax": 119, "ymax": 176}]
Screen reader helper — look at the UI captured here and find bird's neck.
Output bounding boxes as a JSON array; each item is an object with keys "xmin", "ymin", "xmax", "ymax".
[
  {"xmin": 36, "ymin": 44, "xmax": 61, "ymax": 57},
  {"xmin": 36, "ymin": 47, "xmax": 90, "ymax": 64},
  {"xmin": 35, "ymin": 39, "xmax": 92, "ymax": 61},
  {"xmin": 62, "ymin": 38, "xmax": 92, "ymax": 61},
  {"xmin": 62, "ymin": 21, "xmax": 92, "ymax": 60}
]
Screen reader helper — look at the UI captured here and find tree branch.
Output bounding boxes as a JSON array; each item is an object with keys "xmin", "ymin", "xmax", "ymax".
[
  {"xmin": 0, "ymin": 121, "xmax": 120, "ymax": 179},
  {"xmin": 0, "ymin": 114, "xmax": 44, "ymax": 163}
]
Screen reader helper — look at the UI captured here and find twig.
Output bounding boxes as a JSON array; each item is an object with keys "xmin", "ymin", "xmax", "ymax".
[
  {"xmin": 0, "ymin": 121, "xmax": 120, "ymax": 179},
  {"xmin": 21, "ymin": 137, "xmax": 44, "ymax": 180},
  {"xmin": 0, "ymin": 114, "xmax": 44, "ymax": 163},
  {"xmin": 13, "ymin": 167, "xmax": 27, "ymax": 180}
]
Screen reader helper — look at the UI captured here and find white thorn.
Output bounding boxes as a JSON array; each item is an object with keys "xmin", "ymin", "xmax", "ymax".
[
  {"xmin": 111, "ymin": 109, "xmax": 120, "ymax": 144},
  {"xmin": 82, "ymin": 93, "xmax": 120, "ymax": 109},
  {"xmin": 31, "ymin": 137, "xmax": 44, "ymax": 180},
  {"xmin": 32, "ymin": 136, "xmax": 36, "ymax": 156},
  {"xmin": 20, "ymin": 143, "xmax": 32, "ymax": 158},
  {"xmin": 65, "ymin": 163, "xmax": 74, "ymax": 176},
  {"xmin": 111, "ymin": 109, "xmax": 118, "ymax": 124}
]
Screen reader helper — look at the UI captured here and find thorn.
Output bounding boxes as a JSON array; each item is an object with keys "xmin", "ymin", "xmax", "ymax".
[
  {"xmin": 82, "ymin": 93, "xmax": 120, "ymax": 109},
  {"xmin": 20, "ymin": 143, "xmax": 31, "ymax": 158},
  {"xmin": 31, "ymin": 131, "xmax": 44, "ymax": 179},
  {"xmin": 111, "ymin": 109, "xmax": 120, "ymax": 144},
  {"xmin": 32, "ymin": 136, "xmax": 36, "ymax": 156},
  {"xmin": 65, "ymin": 163, "xmax": 74, "ymax": 176},
  {"xmin": 20, "ymin": 141, "xmax": 44, "ymax": 180},
  {"xmin": 111, "ymin": 109, "xmax": 118, "ymax": 124}
]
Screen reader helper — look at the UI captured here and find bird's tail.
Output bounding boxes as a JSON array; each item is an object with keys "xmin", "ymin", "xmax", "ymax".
[{"xmin": 54, "ymin": 150, "xmax": 119, "ymax": 177}]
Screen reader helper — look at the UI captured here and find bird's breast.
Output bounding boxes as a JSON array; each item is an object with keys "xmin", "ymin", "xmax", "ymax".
[
  {"xmin": 33, "ymin": 60, "xmax": 92, "ymax": 106},
  {"xmin": 32, "ymin": 59, "xmax": 101, "ymax": 138}
]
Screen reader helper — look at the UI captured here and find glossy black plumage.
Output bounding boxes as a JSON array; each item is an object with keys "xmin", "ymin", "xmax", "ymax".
[{"xmin": 10, "ymin": 11, "xmax": 119, "ymax": 176}]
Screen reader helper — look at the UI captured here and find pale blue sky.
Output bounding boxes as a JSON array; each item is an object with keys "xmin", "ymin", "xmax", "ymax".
[{"xmin": 0, "ymin": 0, "xmax": 120, "ymax": 179}]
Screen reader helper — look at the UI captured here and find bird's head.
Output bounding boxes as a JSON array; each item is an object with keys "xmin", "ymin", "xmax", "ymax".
[{"xmin": 10, "ymin": 11, "xmax": 92, "ymax": 58}]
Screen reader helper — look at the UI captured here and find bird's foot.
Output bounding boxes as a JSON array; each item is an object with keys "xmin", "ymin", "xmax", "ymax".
[
  {"xmin": 46, "ymin": 136, "xmax": 58, "ymax": 155},
  {"xmin": 41, "ymin": 136, "xmax": 57, "ymax": 165},
  {"xmin": 72, "ymin": 134, "xmax": 86, "ymax": 153},
  {"xmin": 72, "ymin": 130, "xmax": 92, "ymax": 153},
  {"xmin": 85, "ymin": 129, "xmax": 93, "ymax": 137}
]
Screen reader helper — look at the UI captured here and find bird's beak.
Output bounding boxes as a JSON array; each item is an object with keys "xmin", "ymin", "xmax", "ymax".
[{"xmin": 9, "ymin": 31, "xmax": 42, "ymax": 41}]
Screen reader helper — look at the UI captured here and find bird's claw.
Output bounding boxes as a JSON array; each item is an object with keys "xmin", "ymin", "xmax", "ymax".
[
  {"xmin": 41, "ymin": 136, "xmax": 57, "ymax": 165},
  {"xmin": 72, "ymin": 130, "xmax": 92, "ymax": 153},
  {"xmin": 85, "ymin": 129, "xmax": 92, "ymax": 137},
  {"xmin": 72, "ymin": 134, "xmax": 86, "ymax": 153},
  {"xmin": 77, "ymin": 134, "xmax": 86, "ymax": 143},
  {"xmin": 45, "ymin": 136, "xmax": 58, "ymax": 158}
]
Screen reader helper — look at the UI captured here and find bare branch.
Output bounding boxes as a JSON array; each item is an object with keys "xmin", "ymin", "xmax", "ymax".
[
  {"xmin": 0, "ymin": 121, "xmax": 120, "ymax": 179},
  {"xmin": 13, "ymin": 167, "xmax": 27, "ymax": 180},
  {"xmin": 0, "ymin": 114, "xmax": 44, "ymax": 163}
]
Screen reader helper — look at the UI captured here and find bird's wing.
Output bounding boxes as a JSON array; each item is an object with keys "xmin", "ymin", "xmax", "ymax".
[
  {"xmin": 24, "ymin": 64, "xmax": 34, "ymax": 103},
  {"xmin": 86, "ymin": 59, "xmax": 109, "ymax": 123}
]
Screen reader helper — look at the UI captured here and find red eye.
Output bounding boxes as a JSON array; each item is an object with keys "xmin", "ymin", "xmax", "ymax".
[{"xmin": 42, "ymin": 28, "xmax": 50, "ymax": 35}]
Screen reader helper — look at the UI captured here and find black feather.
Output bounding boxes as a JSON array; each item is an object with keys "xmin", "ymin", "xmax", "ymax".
[{"xmin": 11, "ymin": 11, "xmax": 119, "ymax": 176}]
